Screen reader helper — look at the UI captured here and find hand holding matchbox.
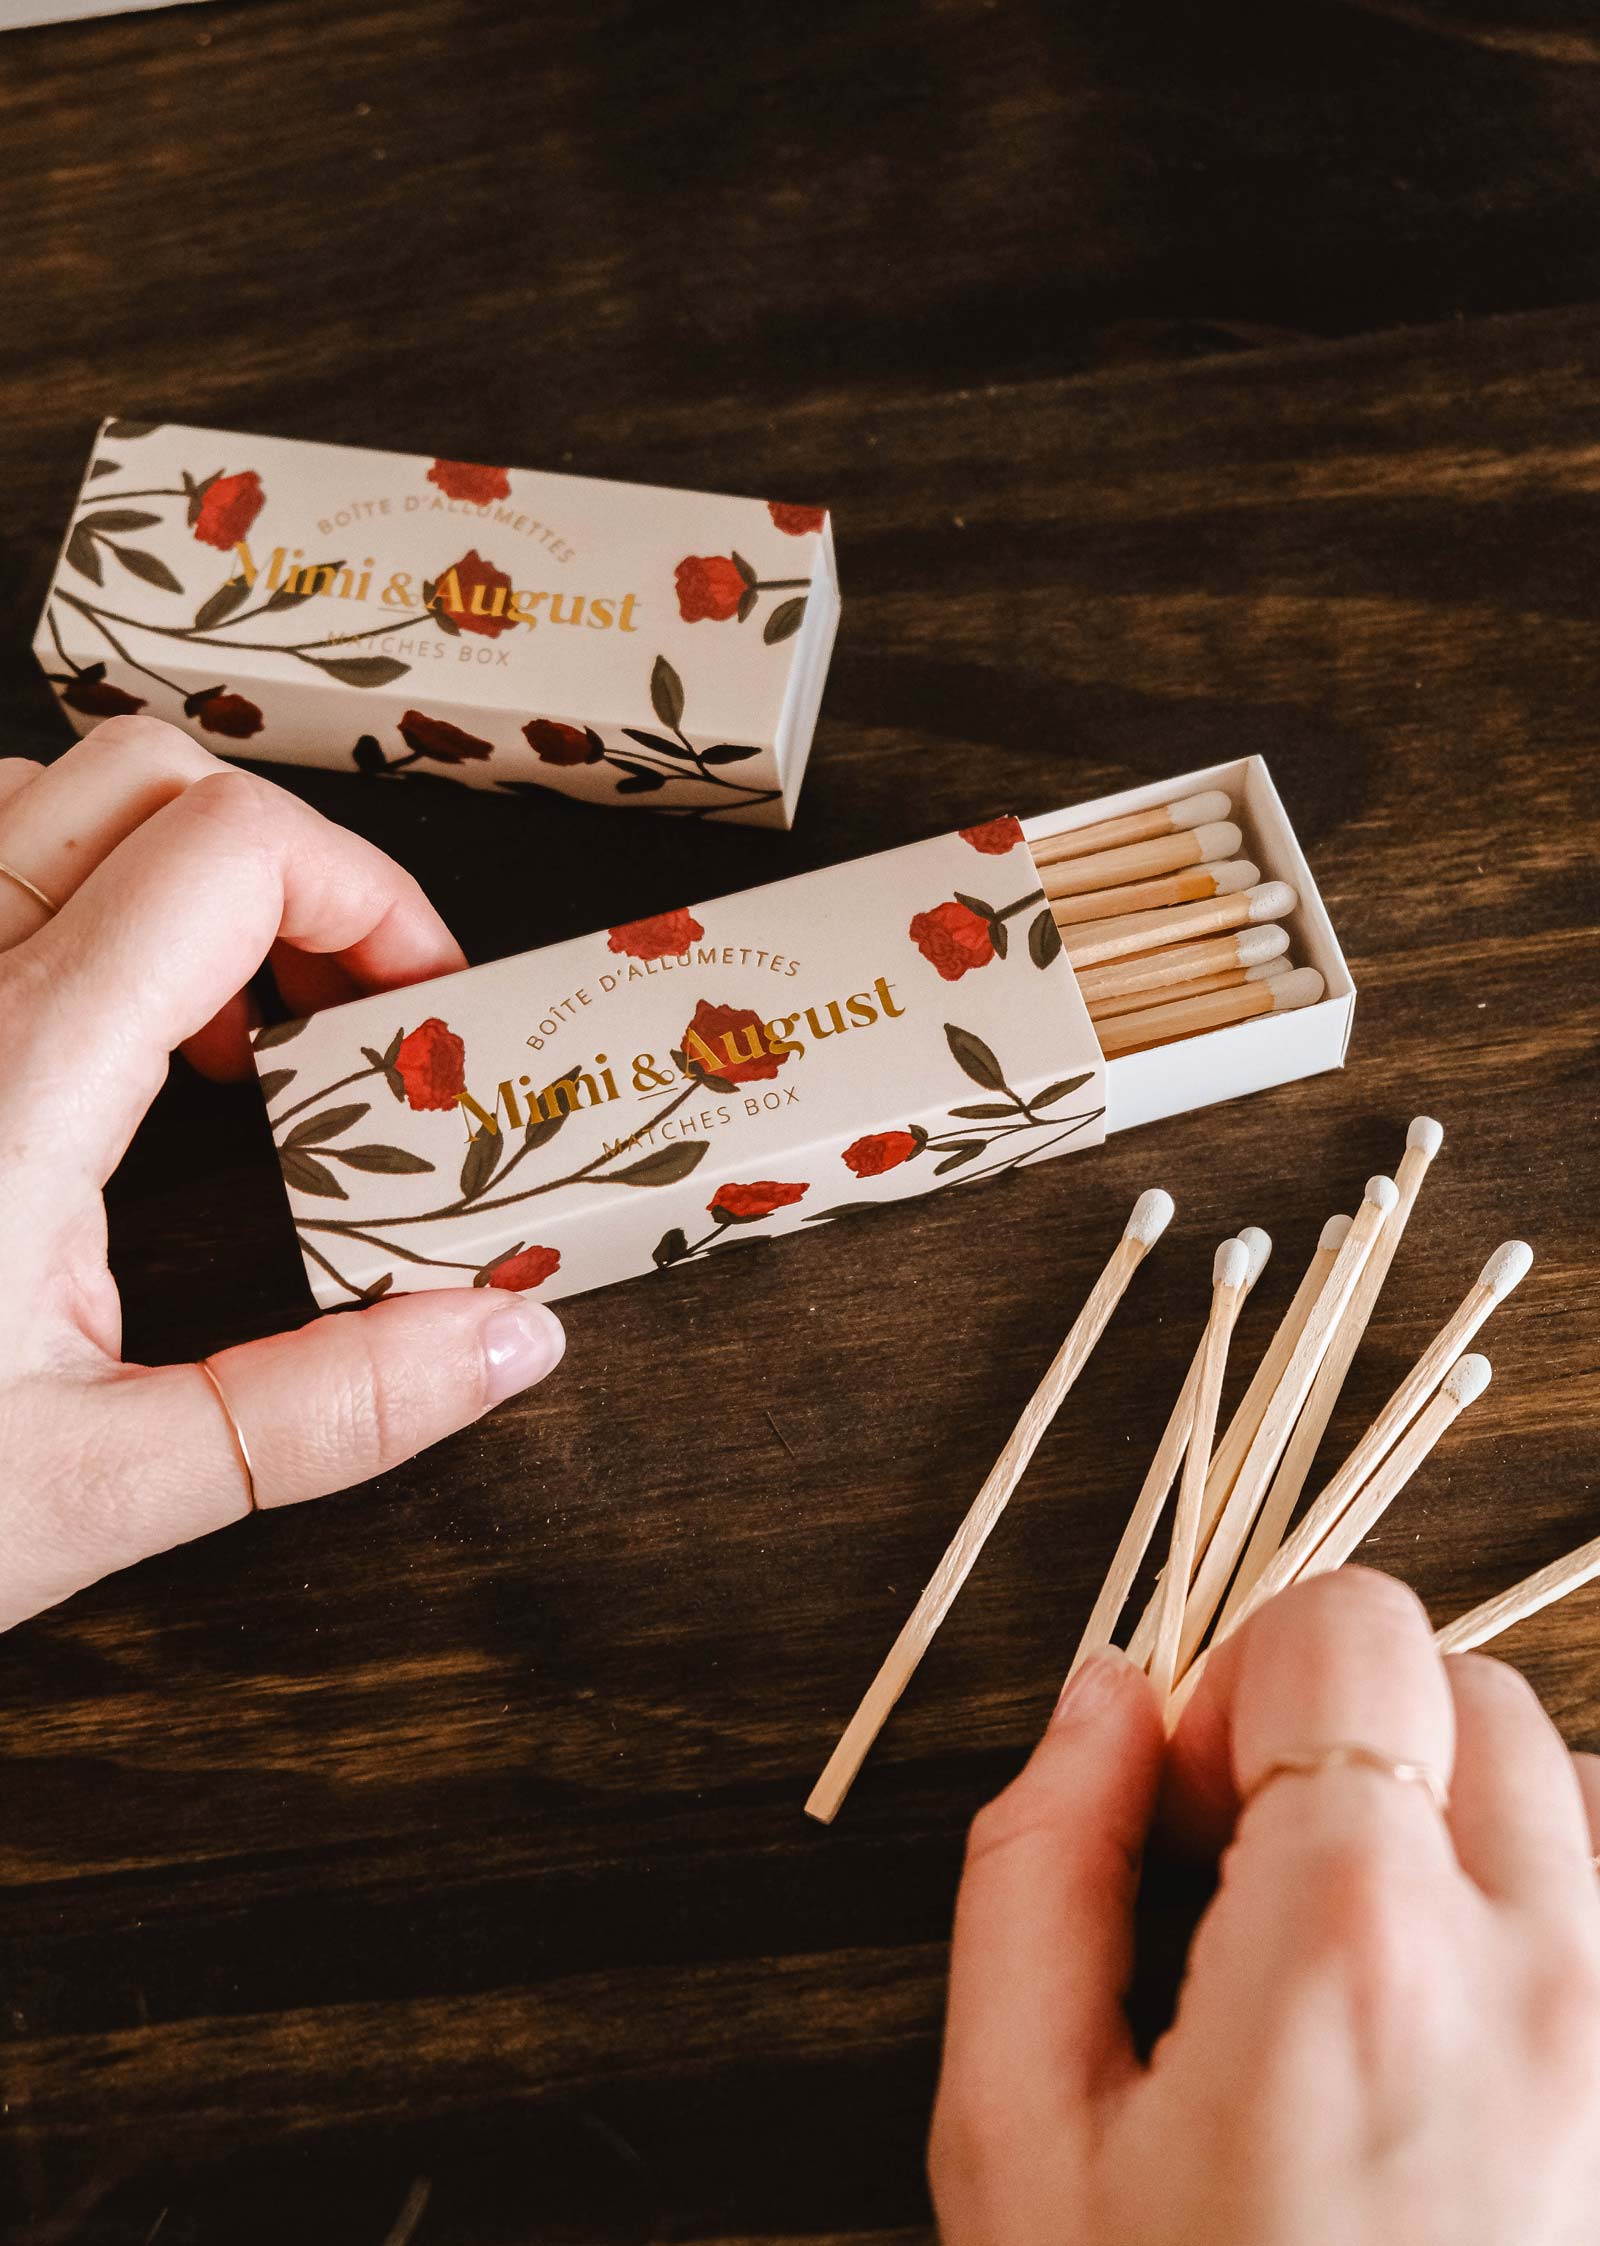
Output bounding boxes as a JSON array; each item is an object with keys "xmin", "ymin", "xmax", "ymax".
[{"xmin": 250, "ymin": 755, "xmax": 1352, "ymax": 1313}]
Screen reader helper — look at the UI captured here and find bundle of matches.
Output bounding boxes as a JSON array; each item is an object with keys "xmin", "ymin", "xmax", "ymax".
[{"xmin": 1031, "ymin": 788, "xmax": 1324, "ymax": 1055}]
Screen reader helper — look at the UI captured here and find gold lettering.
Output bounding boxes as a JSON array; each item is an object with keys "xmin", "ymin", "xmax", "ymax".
[{"xmin": 585, "ymin": 597, "xmax": 614, "ymax": 629}]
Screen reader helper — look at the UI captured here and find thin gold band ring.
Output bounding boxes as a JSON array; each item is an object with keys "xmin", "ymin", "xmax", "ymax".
[
  {"xmin": 196, "ymin": 1358, "xmax": 259, "ymax": 1516},
  {"xmin": 1245, "ymin": 1743, "xmax": 1451, "ymax": 1817},
  {"xmin": 0, "ymin": 858, "xmax": 58, "ymax": 915}
]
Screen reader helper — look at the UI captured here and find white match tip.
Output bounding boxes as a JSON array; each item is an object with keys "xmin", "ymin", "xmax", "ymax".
[
  {"xmin": 1210, "ymin": 858, "xmax": 1260, "ymax": 895},
  {"xmin": 1445, "ymin": 1353, "xmax": 1491, "ymax": 1407},
  {"xmin": 1407, "ymin": 1116, "xmax": 1444, "ymax": 1158},
  {"xmin": 1214, "ymin": 1238, "xmax": 1250, "ymax": 1290},
  {"xmin": 1364, "ymin": 1174, "xmax": 1400, "ymax": 1212},
  {"xmin": 1126, "ymin": 1187, "xmax": 1175, "ymax": 1246},
  {"xmin": 1168, "ymin": 790, "xmax": 1231, "ymax": 830},
  {"xmin": 1193, "ymin": 820, "xmax": 1243, "ymax": 859},
  {"xmin": 1481, "ymin": 1240, "xmax": 1533, "ymax": 1299},
  {"xmin": 1246, "ymin": 880, "xmax": 1298, "ymax": 923},
  {"xmin": 1238, "ymin": 1225, "xmax": 1272, "ymax": 1283},
  {"xmin": 1248, "ymin": 956, "xmax": 1291, "ymax": 981},
  {"xmin": 1237, "ymin": 923, "xmax": 1290, "ymax": 967},
  {"xmin": 1270, "ymin": 967, "xmax": 1324, "ymax": 1011},
  {"xmin": 1319, "ymin": 1213, "xmax": 1353, "ymax": 1252}
]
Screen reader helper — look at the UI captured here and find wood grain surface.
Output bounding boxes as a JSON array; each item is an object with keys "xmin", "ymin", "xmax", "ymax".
[{"xmin": 1, "ymin": 2, "xmax": 1597, "ymax": 2240}]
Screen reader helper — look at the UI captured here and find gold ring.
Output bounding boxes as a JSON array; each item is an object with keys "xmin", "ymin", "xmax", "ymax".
[
  {"xmin": 196, "ymin": 1357, "xmax": 258, "ymax": 1515},
  {"xmin": 1245, "ymin": 1743, "xmax": 1450, "ymax": 1817},
  {"xmin": 0, "ymin": 858, "xmax": 58, "ymax": 915}
]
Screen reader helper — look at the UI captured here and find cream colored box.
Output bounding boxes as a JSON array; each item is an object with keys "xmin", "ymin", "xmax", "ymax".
[
  {"xmin": 253, "ymin": 756, "xmax": 1352, "ymax": 1311},
  {"xmin": 35, "ymin": 419, "xmax": 840, "ymax": 828}
]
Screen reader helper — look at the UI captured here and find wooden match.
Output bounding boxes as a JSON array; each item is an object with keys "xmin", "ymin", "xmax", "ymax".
[
  {"xmin": 1040, "ymin": 820, "xmax": 1243, "ymax": 900},
  {"xmin": 1029, "ymin": 789, "xmax": 1232, "ymax": 870},
  {"xmin": 1065, "ymin": 881, "xmax": 1297, "ymax": 972},
  {"xmin": 1052, "ymin": 858, "xmax": 1259, "ymax": 928},
  {"xmin": 1435, "ymin": 1529, "xmax": 1600, "ymax": 1654},
  {"xmin": 1148, "ymin": 1238, "xmax": 1251, "ymax": 1704},
  {"xmin": 1075, "ymin": 924, "xmax": 1289, "ymax": 1007},
  {"xmin": 1087, "ymin": 957, "xmax": 1288, "ymax": 1023},
  {"xmin": 1095, "ymin": 967, "xmax": 1323, "ymax": 1058},
  {"xmin": 803, "ymin": 1187, "xmax": 1175, "ymax": 1824}
]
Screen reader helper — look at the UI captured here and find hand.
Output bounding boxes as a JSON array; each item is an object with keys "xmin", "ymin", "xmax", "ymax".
[
  {"xmin": 931, "ymin": 1567, "xmax": 1600, "ymax": 2245},
  {"xmin": 0, "ymin": 718, "xmax": 566, "ymax": 1631}
]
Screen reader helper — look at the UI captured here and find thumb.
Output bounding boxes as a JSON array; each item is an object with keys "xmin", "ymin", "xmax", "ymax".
[
  {"xmin": 62, "ymin": 1289, "xmax": 564, "ymax": 1591},
  {"xmin": 934, "ymin": 1651, "xmax": 1162, "ymax": 2196}
]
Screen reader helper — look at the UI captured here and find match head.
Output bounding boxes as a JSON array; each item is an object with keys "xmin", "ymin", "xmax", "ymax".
[
  {"xmin": 1247, "ymin": 956, "xmax": 1291, "ymax": 981},
  {"xmin": 1269, "ymin": 967, "xmax": 1324, "ymax": 1012},
  {"xmin": 1238, "ymin": 1225, "xmax": 1272, "ymax": 1284},
  {"xmin": 1213, "ymin": 1237, "xmax": 1251, "ymax": 1290},
  {"xmin": 1245, "ymin": 880, "xmax": 1298, "ymax": 923},
  {"xmin": 1480, "ymin": 1240, "xmax": 1533, "ymax": 1299},
  {"xmin": 1363, "ymin": 1174, "xmax": 1400, "ymax": 1214},
  {"xmin": 1125, "ymin": 1187, "xmax": 1175, "ymax": 1247},
  {"xmin": 1237, "ymin": 923, "xmax": 1290, "ymax": 968},
  {"xmin": 1209, "ymin": 858, "xmax": 1260, "ymax": 895},
  {"xmin": 1318, "ymin": 1212, "xmax": 1353, "ymax": 1253},
  {"xmin": 1407, "ymin": 1116, "xmax": 1444, "ymax": 1159},
  {"xmin": 1193, "ymin": 819, "xmax": 1244, "ymax": 860},
  {"xmin": 1168, "ymin": 790, "xmax": 1232, "ymax": 831},
  {"xmin": 1444, "ymin": 1352, "xmax": 1492, "ymax": 1407}
]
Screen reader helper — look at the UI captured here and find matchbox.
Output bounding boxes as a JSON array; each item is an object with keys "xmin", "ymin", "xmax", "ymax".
[
  {"xmin": 252, "ymin": 756, "xmax": 1353, "ymax": 1312},
  {"xmin": 35, "ymin": 419, "xmax": 840, "ymax": 828}
]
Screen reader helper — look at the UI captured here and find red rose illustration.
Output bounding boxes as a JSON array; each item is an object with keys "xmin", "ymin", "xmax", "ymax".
[
  {"xmin": 609, "ymin": 908, "xmax": 705, "ymax": 961},
  {"xmin": 188, "ymin": 690, "xmax": 264, "ymax": 739},
  {"xmin": 427, "ymin": 459, "xmax": 512, "ymax": 505},
  {"xmin": 398, "ymin": 710, "xmax": 495, "ymax": 763},
  {"xmin": 523, "ymin": 718, "xmax": 601, "ymax": 765},
  {"xmin": 674, "ymin": 554, "xmax": 746, "ymax": 623},
  {"xmin": 709, "ymin": 1180, "xmax": 809, "ymax": 1223},
  {"xmin": 193, "ymin": 470, "xmax": 265, "ymax": 550},
  {"xmin": 909, "ymin": 899, "xmax": 995, "ymax": 981},
  {"xmin": 960, "ymin": 816, "xmax": 1023, "ymax": 856},
  {"xmin": 394, "ymin": 1017, "xmax": 467, "ymax": 1111},
  {"xmin": 61, "ymin": 677, "xmax": 145, "ymax": 718},
  {"xmin": 433, "ymin": 548, "xmax": 516, "ymax": 637},
  {"xmin": 842, "ymin": 1130, "xmax": 919, "ymax": 1179},
  {"xmin": 681, "ymin": 999, "xmax": 789, "ymax": 1086},
  {"xmin": 767, "ymin": 502, "xmax": 825, "ymax": 536},
  {"xmin": 483, "ymin": 1243, "xmax": 561, "ymax": 1291}
]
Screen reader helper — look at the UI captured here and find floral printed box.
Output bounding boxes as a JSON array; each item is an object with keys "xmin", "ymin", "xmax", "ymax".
[
  {"xmin": 253, "ymin": 756, "xmax": 1353, "ymax": 1312},
  {"xmin": 255, "ymin": 815, "xmax": 1106, "ymax": 1310},
  {"xmin": 35, "ymin": 418, "xmax": 840, "ymax": 827}
]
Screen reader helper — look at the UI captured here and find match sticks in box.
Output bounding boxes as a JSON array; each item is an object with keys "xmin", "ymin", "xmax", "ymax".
[{"xmin": 1028, "ymin": 788, "xmax": 1324, "ymax": 1057}]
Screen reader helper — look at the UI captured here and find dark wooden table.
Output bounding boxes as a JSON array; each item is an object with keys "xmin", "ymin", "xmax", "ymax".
[{"xmin": 2, "ymin": 3, "xmax": 1597, "ymax": 2240}]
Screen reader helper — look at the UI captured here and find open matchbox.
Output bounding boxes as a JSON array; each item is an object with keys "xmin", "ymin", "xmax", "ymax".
[
  {"xmin": 252, "ymin": 756, "xmax": 1355, "ymax": 1311},
  {"xmin": 36, "ymin": 419, "xmax": 840, "ymax": 828}
]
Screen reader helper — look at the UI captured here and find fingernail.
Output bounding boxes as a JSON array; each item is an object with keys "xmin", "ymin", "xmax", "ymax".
[
  {"xmin": 482, "ymin": 1298, "xmax": 566, "ymax": 1403},
  {"xmin": 1053, "ymin": 1647, "xmax": 1136, "ymax": 1726}
]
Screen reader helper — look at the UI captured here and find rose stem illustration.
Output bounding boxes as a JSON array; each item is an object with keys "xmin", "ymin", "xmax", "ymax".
[
  {"xmin": 1064, "ymin": 879, "xmax": 1297, "ymax": 971},
  {"xmin": 1029, "ymin": 787, "xmax": 1232, "ymax": 869},
  {"xmin": 1039, "ymin": 818, "xmax": 1243, "ymax": 900},
  {"xmin": 57, "ymin": 588, "xmax": 435, "ymax": 671},
  {"xmin": 1219, "ymin": 1116, "xmax": 1444, "ymax": 1630},
  {"xmin": 803, "ymin": 1187, "xmax": 1175, "ymax": 1826},
  {"xmin": 1051, "ymin": 856, "xmax": 1257, "ymax": 928},
  {"xmin": 1434, "ymin": 1526, "xmax": 1600, "ymax": 1655},
  {"xmin": 1068, "ymin": 1226, "xmax": 1270, "ymax": 1680},
  {"xmin": 1095, "ymin": 965, "xmax": 1324, "ymax": 1056},
  {"xmin": 1125, "ymin": 1213, "xmax": 1351, "ymax": 1672},
  {"xmin": 1148, "ymin": 1238, "xmax": 1252, "ymax": 1705}
]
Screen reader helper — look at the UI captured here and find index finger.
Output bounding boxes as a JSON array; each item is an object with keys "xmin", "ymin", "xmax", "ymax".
[{"xmin": 7, "ymin": 769, "xmax": 467, "ymax": 1186}]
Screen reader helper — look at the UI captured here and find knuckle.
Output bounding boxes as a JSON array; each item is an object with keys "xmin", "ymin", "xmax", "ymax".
[
  {"xmin": 1448, "ymin": 1649, "xmax": 1545, "ymax": 1715},
  {"xmin": 1295, "ymin": 1563, "xmax": 1432, "ymax": 1641},
  {"xmin": 75, "ymin": 712, "xmax": 205, "ymax": 767},
  {"xmin": 962, "ymin": 1778, "xmax": 1049, "ymax": 1873}
]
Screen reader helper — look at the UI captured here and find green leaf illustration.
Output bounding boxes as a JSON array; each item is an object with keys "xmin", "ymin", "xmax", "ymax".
[
  {"xmin": 80, "ymin": 509, "xmax": 160, "ymax": 534},
  {"xmin": 285, "ymin": 1102, "xmax": 369, "ymax": 1147},
  {"xmin": 331, "ymin": 1144, "xmax": 435, "ymax": 1174},
  {"xmin": 108, "ymin": 543, "xmax": 182, "ymax": 593},
  {"xmin": 353, "ymin": 735, "xmax": 387, "ymax": 775},
  {"xmin": 933, "ymin": 1141, "xmax": 985, "ymax": 1175},
  {"xmin": 763, "ymin": 596, "xmax": 806, "ymax": 644},
  {"xmin": 304, "ymin": 655, "xmax": 411, "ymax": 688},
  {"xmin": 103, "ymin": 418, "xmax": 159, "ymax": 439},
  {"xmin": 947, "ymin": 1101, "xmax": 1018, "ymax": 1119},
  {"xmin": 609, "ymin": 1139, "xmax": 709, "ymax": 1186},
  {"xmin": 194, "ymin": 574, "xmax": 252, "ymax": 630},
  {"xmin": 279, "ymin": 1147, "xmax": 346, "ymax": 1198},
  {"xmin": 735, "ymin": 586, "xmax": 758, "ymax": 623},
  {"xmin": 265, "ymin": 560, "xmax": 344, "ymax": 613},
  {"xmin": 650, "ymin": 654, "xmax": 685, "ymax": 729},
  {"xmin": 621, "ymin": 728, "xmax": 694, "ymax": 761},
  {"xmin": 460, "ymin": 1128, "xmax": 501, "ymax": 1202},
  {"xmin": 652, "ymin": 1227, "xmax": 689, "ymax": 1268},
  {"xmin": 88, "ymin": 459, "xmax": 118, "ymax": 480},
  {"xmin": 945, "ymin": 1023, "xmax": 1008, "ymax": 1092},
  {"xmin": 731, "ymin": 551, "xmax": 756, "ymax": 587},
  {"xmin": 1032, "ymin": 1072, "xmax": 1094, "ymax": 1107},
  {"xmin": 614, "ymin": 770, "xmax": 667, "ymax": 794},
  {"xmin": 1028, "ymin": 908, "xmax": 1063, "ymax": 969},
  {"xmin": 357, "ymin": 1272, "xmax": 395, "ymax": 1303},
  {"xmin": 256, "ymin": 1069, "xmax": 295, "ymax": 1105},
  {"xmin": 64, "ymin": 523, "xmax": 103, "ymax": 585},
  {"xmin": 524, "ymin": 1106, "xmax": 570, "ymax": 1150},
  {"xmin": 699, "ymin": 743, "xmax": 761, "ymax": 764},
  {"xmin": 954, "ymin": 893, "xmax": 995, "ymax": 919},
  {"xmin": 991, "ymin": 920, "xmax": 1009, "ymax": 961},
  {"xmin": 253, "ymin": 1016, "xmax": 308, "ymax": 1049}
]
